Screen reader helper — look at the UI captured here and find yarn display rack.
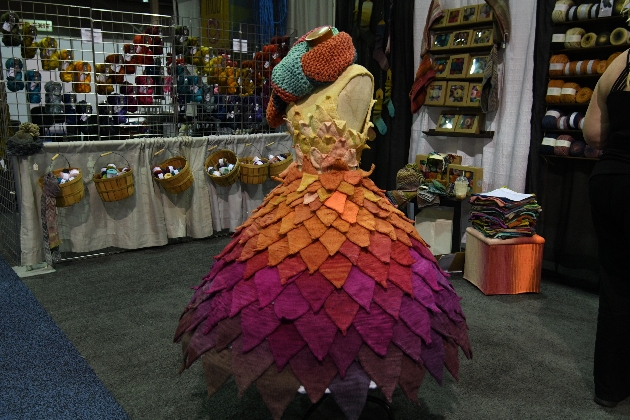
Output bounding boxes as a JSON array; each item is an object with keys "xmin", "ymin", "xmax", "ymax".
[
  {"xmin": 92, "ymin": 151, "xmax": 135, "ymax": 202},
  {"xmin": 204, "ymin": 145, "xmax": 240, "ymax": 187},
  {"xmin": 151, "ymin": 149, "xmax": 194, "ymax": 194},
  {"xmin": 37, "ymin": 153, "xmax": 85, "ymax": 207}
]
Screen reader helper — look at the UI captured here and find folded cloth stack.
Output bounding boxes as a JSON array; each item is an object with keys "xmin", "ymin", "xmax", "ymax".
[{"xmin": 469, "ymin": 188, "xmax": 542, "ymax": 239}]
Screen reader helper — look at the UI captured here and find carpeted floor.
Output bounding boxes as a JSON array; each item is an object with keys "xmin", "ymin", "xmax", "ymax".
[{"xmin": 10, "ymin": 236, "xmax": 630, "ymax": 419}]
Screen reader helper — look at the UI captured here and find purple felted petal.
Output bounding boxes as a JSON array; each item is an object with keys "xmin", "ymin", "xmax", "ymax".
[
  {"xmin": 399, "ymin": 295, "xmax": 431, "ymax": 345},
  {"xmin": 207, "ymin": 262, "xmax": 246, "ymax": 295},
  {"xmin": 391, "ymin": 319, "xmax": 423, "ymax": 364},
  {"xmin": 267, "ymin": 323, "xmax": 307, "ymax": 370},
  {"xmin": 174, "ymin": 310, "xmax": 194, "ymax": 342},
  {"xmin": 352, "ymin": 303, "xmax": 395, "ymax": 357},
  {"xmin": 410, "ymin": 249, "xmax": 443, "ymax": 292},
  {"xmin": 186, "ymin": 299, "xmax": 213, "ymax": 334},
  {"xmin": 256, "ymin": 364, "xmax": 301, "ymax": 420},
  {"xmin": 230, "ymin": 279, "xmax": 258, "ymax": 317},
  {"xmin": 288, "ymin": 347, "xmax": 338, "ymax": 403},
  {"xmin": 328, "ymin": 326, "xmax": 363, "ymax": 379},
  {"xmin": 186, "ymin": 318, "xmax": 217, "ymax": 368},
  {"xmin": 324, "ymin": 289, "xmax": 359, "ymax": 334},
  {"xmin": 241, "ymin": 303, "xmax": 281, "ymax": 352},
  {"xmin": 294, "ymin": 308, "xmax": 338, "ymax": 361},
  {"xmin": 201, "ymin": 347, "xmax": 232, "ymax": 397},
  {"xmin": 343, "ymin": 267, "xmax": 375, "ymax": 312},
  {"xmin": 254, "ymin": 266, "xmax": 284, "ymax": 308},
  {"xmin": 412, "ymin": 272, "xmax": 441, "ymax": 313},
  {"xmin": 398, "ymin": 354, "xmax": 426, "ymax": 404},
  {"xmin": 357, "ymin": 343, "xmax": 402, "ymax": 402},
  {"xmin": 421, "ymin": 329, "xmax": 445, "ymax": 385},
  {"xmin": 214, "ymin": 314, "xmax": 242, "ymax": 351},
  {"xmin": 295, "ymin": 271, "xmax": 335, "ymax": 313},
  {"xmin": 328, "ymin": 362, "xmax": 371, "ymax": 420},
  {"xmin": 274, "ymin": 282, "xmax": 310, "ymax": 321},
  {"xmin": 435, "ymin": 289, "xmax": 465, "ymax": 323},
  {"xmin": 202, "ymin": 290, "xmax": 233, "ymax": 334},
  {"xmin": 232, "ymin": 336, "xmax": 275, "ymax": 397},
  {"xmin": 373, "ymin": 281, "xmax": 403, "ymax": 320},
  {"xmin": 443, "ymin": 337, "xmax": 460, "ymax": 381},
  {"xmin": 411, "ymin": 237, "xmax": 450, "ymax": 279},
  {"xmin": 202, "ymin": 257, "xmax": 227, "ymax": 282},
  {"xmin": 431, "ymin": 311, "xmax": 472, "ymax": 359}
]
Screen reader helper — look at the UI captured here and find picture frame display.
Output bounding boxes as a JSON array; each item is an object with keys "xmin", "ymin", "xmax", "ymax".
[
  {"xmin": 471, "ymin": 28, "xmax": 494, "ymax": 47},
  {"xmin": 454, "ymin": 113, "xmax": 481, "ymax": 133},
  {"xmin": 432, "ymin": 10, "xmax": 447, "ymax": 28},
  {"xmin": 478, "ymin": 4, "xmax": 494, "ymax": 21},
  {"xmin": 445, "ymin": 81, "xmax": 470, "ymax": 106},
  {"xmin": 436, "ymin": 112, "xmax": 458, "ymax": 131},
  {"xmin": 447, "ymin": 54, "xmax": 470, "ymax": 78},
  {"xmin": 450, "ymin": 30, "xmax": 472, "ymax": 48},
  {"xmin": 433, "ymin": 56, "xmax": 450, "ymax": 78},
  {"xmin": 425, "ymin": 81, "xmax": 447, "ymax": 106},
  {"xmin": 432, "ymin": 32, "xmax": 451, "ymax": 50},
  {"xmin": 462, "ymin": 5, "xmax": 479, "ymax": 22},
  {"xmin": 446, "ymin": 8, "xmax": 462, "ymax": 25},
  {"xmin": 467, "ymin": 83, "xmax": 482, "ymax": 107},
  {"xmin": 468, "ymin": 55, "xmax": 489, "ymax": 77}
]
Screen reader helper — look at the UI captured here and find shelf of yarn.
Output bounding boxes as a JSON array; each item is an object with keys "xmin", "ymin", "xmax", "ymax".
[
  {"xmin": 551, "ymin": 13, "xmax": 627, "ymax": 29},
  {"xmin": 550, "ymin": 43, "xmax": 630, "ymax": 58},
  {"xmin": 423, "ymin": 129, "xmax": 494, "ymax": 138}
]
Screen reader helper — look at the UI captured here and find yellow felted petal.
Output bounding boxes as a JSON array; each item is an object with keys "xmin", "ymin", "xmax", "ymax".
[
  {"xmin": 297, "ymin": 173, "xmax": 319, "ymax": 192},
  {"xmin": 317, "ymin": 188, "xmax": 332, "ymax": 202},
  {"xmin": 363, "ymin": 189, "xmax": 381, "ymax": 202}
]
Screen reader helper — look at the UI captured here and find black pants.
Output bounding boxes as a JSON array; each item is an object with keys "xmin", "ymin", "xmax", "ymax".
[{"xmin": 589, "ymin": 174, "xmax": 630, "ymax": 401}]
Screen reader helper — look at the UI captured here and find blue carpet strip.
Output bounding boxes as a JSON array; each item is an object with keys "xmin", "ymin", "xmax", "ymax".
[{"xmin": 0, "ymin": 256, "xmax": 130, "ymax": 420}]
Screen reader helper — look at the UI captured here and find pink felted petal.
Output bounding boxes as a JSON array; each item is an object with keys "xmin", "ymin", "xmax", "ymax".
[
  {"xmin": 328, "ymin": 326, "xmax": 364, "ymax": 378},
  {"xmin": 207, "ymin": 262, "xmax": 246, "ymax": 295},
  {"xmin": 202, "ymin": 258, "xmax": 227, "ymax": 282},
  {"xmin": 295, "ymin": 271, "xmax": 335, "ymax": 312},
  {"xmin": 343, "ymin": 266, "xmax": 375, "ymax": 312},
  {"xmin": 422, "ymin": 329, "xmax": 445, "ymax": 385},
  {"xmin": 274, "ymin": 282, "xmax": 310, "ymax": 321},
  {"xmin": 356, "ymin": 250, "xmax": 389, "ymax": 287},
  {"xmin": 232, "ymin": 336, "xmax": 275, "ymax": 397},
  {"xmin": 288, "ymin": 347, "xmax": 338, "ymax": 403},
  {"xmin": 223, "ymin": 241, "xmax": 246, "ymax": 263},
  {"xmin": 244, "ymin": 250, "xmax": 269, "ymax": 279},
  {"xmin": 339, "ymin": 239, "xmax": 361, "ymax": 264},
  {"xmin": 352, "ymin": 303, "xmax": 395, "ymax": 357},
  {"xmin": 256, "ymin": 364, "xmax": 301, "ymax": 420},
  {"xmin": 328, "ymin": 362, "xmax": 371, "ymax": 420},
  {"xmin": 276, "ymin": 254, "xmax": 307, "ymax": 285},
  {"xmin": 391, "ymin": 319, "xmax": 423, "ymax": 364},
  {"xmin": 267, "ymin": 322, "xmax": 307, "ymax": 370},
  {"xmin": 324, "ymin": 289, "xmax": 360, "ymax": 334},
  {"xmin": 294, "ymin": 309, "xmax": 338, "ymax": 361},
  {"xmin": 411, "ymin": 272, "xmax": 441, "ymax": 314},
  {"xmin": 357, "ymin": 343, "xmax": 402, "ymax": 402},
  {"xmin": 253, "ymin": 266, "xmax": 283, "ymax": 308},
  {"xmin": 398, "ymin": 354, "xmax": 426, "ymax": 404},
  {"xmin": 373, "ymin": 281, "xmax": 403, "ymax": 320},
  {"xmin": 400, "ymin": 295, "xmax": 432, "ymax": 345},
  {"xmin": 388, "ymin": 260, "xmax": 413, "ymax": 296},
  {"xmin": 367, "ymin": 231, "xmax": 392, "ymax": 264},
  {"xmin": 230, "ymin": 279, "xmax": 258, "ymax": 317},
  {"xmin": 241, "ymin": 303, "xmax": 281, "ymax": 352}
]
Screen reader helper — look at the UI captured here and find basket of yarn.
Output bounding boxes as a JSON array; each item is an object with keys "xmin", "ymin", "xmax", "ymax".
[
  {"xmin": 266, "ymin": 141, "xmax": 294, "ymax": 178},
  {"xmin": 151, "ymin": 150, "xmax": 194, "ymax": 194},
  {"xmin": 38, "ymin": 154, "xmax": 85, "ymax": 207},
  {"xmin": 238, "ymin": 142, "xmax": 269, "ymax": 184},
  {"xmin": 204, "ymin": 146, "xmax": 240, "ymax": 187},
  {"xmin": 92, "ymin": 151, "xmax": 135, "ymax": 202}
]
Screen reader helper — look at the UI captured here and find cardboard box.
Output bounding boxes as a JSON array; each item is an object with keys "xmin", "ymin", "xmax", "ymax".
[
  {"xmin": 414, "ymin": 207, "xmax": 454, "ymax": 255},
  {"xmin": 447, "ymin": 164, "xmax": 483, "ymax": 195}
]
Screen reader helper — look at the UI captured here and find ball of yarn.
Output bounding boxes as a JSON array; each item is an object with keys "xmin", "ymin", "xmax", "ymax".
[
  {"xmin": 597, "ymin": 60, "xmax": 608, "ymax": 74},
  {"xmin": 554, "ymin": 134, "xmax": 575, "ymax": 156},
  {"xmin": 540, "ymin": 135, "xmax": 558, "ymax": 155},
  {"xmin": 610, "ymin": 27, "xmax": 629, "ymax": 45},
  {"xmin": 597, "ymin": 31, "xmax": 611, "ymax": 46},
  {"xmin": 581, "ymin": 32, "xmax": 597, "ymax": 47},
  {"xmin": 576, "ymin": 87, "xmax": 593, "ymax": 103},
  {"xmin": 549, "ymin": 54, "xmax": 570, "ymax": 76},
  {"xmin": 557, "ymin": 115, "xmax": 570, "ymax": 130},
  {"xmin": 567, "ymin": 61, "xmax": 579, "ymax": 75},
  {"xmin": 567, "ymin": 5, "xmax": 579, "ymax": 21},
  {"xmin": 607, "ymin": 52, "xmax": 622, "ymax": 67},
  {"xmin": 584, "ymin": 59, "xmax": 600, "ymax": 74},
  {"xmin": 584, "ymin": 145, "xmax": 600, "ymax": 158},
  {"xmin": 568, "ymin": 111, "xmax": 584, "ymax": 129},
  {"xmin": 552, "ymin": 0, "xmax": 574, "ymax": 23},
  {"xmin": 564, "ymin": 27, "xmax": 586, "ymax": 48},
  {"xmin": 561, "ymin": 82, "xmax": 580, "ymax": 103},
  {"xmin": 542, "ymin": 109, "xmax": 563, "ymax": 129},
  {"xmin": 590, "ymin": 4, "xmax": 600, "ymax": 18},
  {"xmin": 569, "ymin": 140, "xmax": 586, "ymax": 157},
  {"xmin": 577, "ymin": 3, "xmax": 593, "ymax": 19},
  {"xmin": 547, "ymin": 79, "xmax": 564, "ymax": 103}
]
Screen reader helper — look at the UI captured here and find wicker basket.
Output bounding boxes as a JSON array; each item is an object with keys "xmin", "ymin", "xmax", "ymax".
[
  {"xmin": 239, "ymin": 156, "xmax": 269, "ymax": 184},
  {"xmin": 92, "ymin": 152, "xmax": 135, "ymax": 202},
  {"xmin": 268, "ymin": 145, "xmax": 294, "ymax": 178},
  {"xmin": 204, "ymin": 148, "xmax": 240, "ymax": 187},
  {"xmin": 154, "ymin": 155, "xmax": 194, "ymax": 194},
  {"xmin": 38, "ymin": 154, "xmax": 85, "ymax": 207}
]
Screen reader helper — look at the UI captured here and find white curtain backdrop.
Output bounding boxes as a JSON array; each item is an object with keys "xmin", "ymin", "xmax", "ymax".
[
  {"xmin": 411, "ymin": 0, "xmax": 536, "ymax": 193},
  {"xmin": 287, "ymin": 0, "xmax": 336, "ymax": 38}
]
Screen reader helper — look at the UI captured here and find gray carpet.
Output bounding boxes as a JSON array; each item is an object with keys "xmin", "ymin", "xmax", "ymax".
[{"xmin": 19, "ymin": 236, "xmax": 630, "ymax": 420}]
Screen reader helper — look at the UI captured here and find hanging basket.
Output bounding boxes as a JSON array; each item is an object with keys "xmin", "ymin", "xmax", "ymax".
[
  {"xmin": 38, "ymin": 154, "xmax": 85, "ymax": 207},
  {"xmin": 267, "ymin": 141, "xmax": 294, "ymax": 179},
  {"xmin": 152, "ymin": 152, "xmax": 194, "ymax": 194},
  {"xmin": 92, "ymin": 151, "xmax": 135, "ymax": 202},
  {"xmin": 204, "ymin": 146, "xmax": 240, "ymax": 187},
  {"xmin": 239, "ymin": 156, "xmax": 269, "ymax": 184}
]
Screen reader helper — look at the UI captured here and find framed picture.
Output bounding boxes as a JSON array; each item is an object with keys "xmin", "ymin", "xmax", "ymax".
[
  {"xmin": 468, "ymin": 55, "xmax": 489, "ymax": 77},
  {"xmin": 454, "ymin": 113, "xmax": 481, "ymax": 133},
  {"xmin": 432, "ymin": 32, "xmax": 451, "ymax": 50},
  {"xmin": 436, "ymin": 112, "xmax": 458, "ymax": 131},
  {"xmin": 450, "ymin": 30, "xmax": 473, "ymax": 48},
  {"xmin": 432, "ymin": 10, "xmax": 447, "ymax": 28},
  {"xmin": 478, "ymin": 4, "xmax": 494, "ymax": 22},
  {"xmin": 425, "ymin": 81, "xmax": 447, "ymax": 106},
  {"xmin": 447, "ymin": 54, "xmax": 470, "ymax": 78},
  {"xmin": 446, "ymin": 8, "xmax": 462, "ymax": 25},
  {"xmin": 466, "ymin": 83, "xmax": 482, "ymax": 107},
  {"xmin": 471, "ymin": 28, "xmax": 494, "ymax": 47},
  {"xmin": 433, "ymin": 56, "xmax": 450, "ymax": 78},
  {"xmin": 445, "ymin": 81, "xmax": 470, "ymax": 106},
  {"xmin": 462, "ymin": 5, "xmax": 479, "ymax": 22}
]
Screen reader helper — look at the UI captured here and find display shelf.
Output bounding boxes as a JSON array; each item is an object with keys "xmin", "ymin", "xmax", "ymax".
[
  {"xmin": 550, "ymin": 43, "xmax": 629, "ymax": 57},
  {"xmin": 430, "ymin": 45, "xmax": 493, "ymax": 56},
  {"xmin": 552, "ymin": 14, "xmax": 627, "ymax": 28},
  {"xmin": 423, "ymin": 129, "xmax": 494, "ymax": 138},
  {"xmin": 432, "ymin": 20, "xmax": 493, "ymax": 32}
]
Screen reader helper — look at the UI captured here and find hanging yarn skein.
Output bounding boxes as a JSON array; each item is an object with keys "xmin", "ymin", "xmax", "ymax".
[
  {"xmin": 63, "ymin": 93, "xmax": 77, "ymax": 127},
  {"xmin": 44, "ymin": 81, "xmax": 64, "ymax": 115},
  {"xmin": 73, "ymin": 61, "xmax": 92, "ymax": 93},
  {"xmin": 25, "ymin": 70, "xmax": 41, "ymax": 103},
  {"xmin": 1, "ymin": 11, "xmax": 20, "ymax": 46},
  {"xmin": 58, "ymin": 50, "xmax": 74, "ymax": 82},
  {"xmin": 39, "ymin": 36, "xmax": 60, "ymax": 70},
  {"xmin": 120, "ymin": 82, "xmax": 138, "ymax": 113},
  {"xmin": 95, "ymin": 64, "xmax": 114, "ymax": 95},
  {"xmin": 20, "ymin": 22, "xmax": 38, "ymax": 59},
  {"xmin": 5, "ymin": 58, "xmax": 24, "ymax": 92}
]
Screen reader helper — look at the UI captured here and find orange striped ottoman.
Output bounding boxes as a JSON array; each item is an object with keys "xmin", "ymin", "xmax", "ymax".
[{"xmin": 463, "ymin": 227, "xmax": 545, "ymax": 295}]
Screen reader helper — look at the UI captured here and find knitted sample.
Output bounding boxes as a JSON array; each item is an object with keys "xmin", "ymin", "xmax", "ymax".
[{"xmin": 302, "ymin": 32, "xmax": 356, "ymax": 83}]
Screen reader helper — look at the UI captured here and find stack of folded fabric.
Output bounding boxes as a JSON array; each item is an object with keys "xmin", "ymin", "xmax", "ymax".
[{"xmin": 469, "ymin": 188, "xmax": 542, "ymax": 239}]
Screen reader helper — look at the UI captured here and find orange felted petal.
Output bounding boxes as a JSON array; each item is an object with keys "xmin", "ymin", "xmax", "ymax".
[
  {"xmin": 237, "ymin": 234, "xmax": 260, "ymax": 262},
  {"xmin": 361, "ymin": 177, "xmax": 385, "ymax": 194},
  {"xmin": 362, "ymin": 199, "xmax": 382, "ymax": 215},
  {"xmin": 368, "ymin": 231, "xmax": 392, "ymax": 263},
  {"xmin": 357, "ymin": 250, "xmax": 390, "ymax": 287},
  {"xmin": 307, "ymin": 180, "xmax": 323, "ymax": 193},
  {"xmin": 375, "ymin": 218, "xmax": 397, "ymax": 240},
  {"xmin": 317, "ymin": 187, "xmax": 332, "ymax": 202},
  {"xmin": 270, "ymin": 195, "xmax": 287, "ymax": 206},
  {"xmin": 286, "ymin": 190, "xmax": 307, "ymax": 206},
  {"xmin": 394, "ymin": 228, "xmax": 412, "ymax": 247},
  {"xmin": 356, "ymin": 208, "xmax": 376, "ymax": 231},
  {"xmin": 301, "ymin": 156, "xmax": 319, "ymax": 174},
  {"xmin": 308, "ymin": 198, "xmax": 323, "ymax": 211},
  {"xmin": 337, "ymin": 181, "xmax": 355, "ymax": 197},
  {"xmin": 255, "ymin": 222, "xmax": 282, "ymax": 251},
  {"xmin": 252, "ymin": 201, "xmax": 276, "ymax": 219},
  {"xmin": 324, "ymin": 191, "xmax": 347, "ymax": 214},
  {"xmin": 316, "ymin": 206, "xmax": 339, "ymax": 227},
  {"xmin": 341, "ymin": 200, "xmax": 359, "ymax": 224},
  {"xmin": 299, "ymin": 240, "xmax": 330, "ymax": 273},
  {"xmin": 388, "ymin": 260, "xmax": 413, "ymax": 296},
  {"xmin": 287, "ymin": 225, "xmax": 314, "ymax": 255},
  {"xmin": 297, "ymin": 172, "xmax": 319, "ymax": 192},
  {"xmin": 319, "ymin": 170, "xmax": 344, "ymax": 191},
  {"xmin": 272, "ymin": 201, "xmax": 293, "ymax": 223},
  {"xmin": 319, "ymin": 227, "xmax": 348, "ymax": 256},
  {"xmin": 343, "ymin": 170, "xmax": 363, "ymax": 185},
  {"xmin": 277, "ymin": 254, "xmax": 308, "ymax": 284},
  {"xmin": 268, "ymin": 237, "xmax": 290, "ymax": 266},
  {"xmin": 244, "ymin": 249, "xmax": 270, "ymax": 279},
  {"xmin": 350, "ymin": 186, "xmax": 364, "ymax": 207},
  {"xmin": 346, "ymin": 223, "xmax": 371, "ymax": 248},
  {"xmin": 283, "ymin": 164, "xmax": 303, "ymax": 185},
  {"xmin": 293, "ymin": 204, "xmax": 314, "ymax": 225},
  {"xmin": 238, "ymin": 224, "xmax": 259, "ymax": 244},
  {"xmin": 257, "ymin": 208, "xmax": 280, "ymax": 229},
  {"xmin": 390, "ymin": 240, "xmax": 415, "ymax": 266},
  {"xmin": 303, "ymin": 215, "xmax": 328, "ymax": 239},
  {"xmin": 332, "ymin": 217, "xmax": 350, "ymax": 233},
  {"xmin": 318, "ymin": 253, "xmax": 353, "ymax": 288},
  {"xmin": 279, "ymin": 212, "xmax": 296, "ymax": 235}
]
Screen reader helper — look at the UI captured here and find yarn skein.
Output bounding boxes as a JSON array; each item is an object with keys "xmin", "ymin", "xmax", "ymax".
[
  {"xmin": 568, "ymin": 111, "xmax": 584, "ymax": 129},
  {"xmin": 5, "ymin": 58, "xmax": 24, "ymax": 92},
  {"xmin": 549, "ymin": 54, "xmax": 569, "ymax": 76},
  {"xmin": 540, "ymin": 134, "xmax": 558, "ymax": 155},
  {"xmin": 542, "ymin": 109, "xmax": 563, "ymax": 130},
  {"xmin": 25, "ymin": 70, "xmax": 41, "ymax": 103},
  {"xmin": 569, "ymin": 140, "xmax": 586, "ymax": 157},
  {"xmin": 564, "ymin": 27, "xmax": 585, "ymax": 48},
  {"xmin": 552, "ymin": 0, "xmax": 574, "ymax": 23},
  {"xmin": 554, "ymin": 134, "xmax": 575, "ymax": 156},
  {"xmin": 610, "ymin": 27, "xmax": 629, "ymax": 45},
  {"xmin": 576, "ymin": 87, "xmax": 593, "ymax": 103},
  {"xmin": 581, "ymin": 32, "xmax": 597, "ymax": 48},
  {"xmin": 546, "ymin": 79, "xmax": 564, "ymax": 103},
  {"xmin": 560, "ymin": 82, "xmax": 580, "ymax": 103},
  {"xmin": 44, "ymin": 81, "xmax": 64, "ymax": 115},
  {"xmin": 584, "ymin": 145, "xmax": 600, "ymax": 158},
  {"xmin": 597, "ymin": 31, "xmax": 611, "ymax": 46}
]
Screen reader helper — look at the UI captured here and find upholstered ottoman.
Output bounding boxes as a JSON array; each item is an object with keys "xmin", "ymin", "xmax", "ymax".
[{"xmin": 463, "ymin": 227, "xmax": 545, "ymax": 295}]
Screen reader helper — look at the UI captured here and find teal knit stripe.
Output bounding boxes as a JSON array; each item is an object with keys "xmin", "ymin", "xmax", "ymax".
[{"xmin": 271, "ymin": 41, "xmax": 312, "ymax": 101}]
